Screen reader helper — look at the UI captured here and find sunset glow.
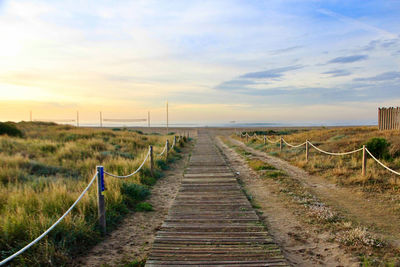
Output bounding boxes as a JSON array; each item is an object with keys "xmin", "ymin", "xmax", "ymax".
[{"xmin": 1, "ymin": 1, "xmax": 399, "ymax": 125}]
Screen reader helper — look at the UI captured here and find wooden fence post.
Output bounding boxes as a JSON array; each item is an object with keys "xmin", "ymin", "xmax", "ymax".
[
  {"xmin": 149, "ymin": 146, "xmax": 154, "ymax": 177},
  {"xmin": 174, "ymin": 136, "xmax": 177, "ymax": 148},
  {"xmin": 306, "ymin": 140, "xmax": 309, "ymax": 162},
  {"xmin": 362, "ymin": 145, "xmax": 367, "ymax": 176},
  {"xmin": 263, "ymin": 135, "xmax": 266, "ymax": 145},
  {"xmin": 378, "ymin": 108, "xmax": 381, "ymax": 130},
  {"xmin": 279, "ymin": 137, "xmax": 282, "ymax": 152},
  {"xmin": 96, "ymin": 166, "xmax": 106, "ymax": 235},
  {"xmin": 384, "ymin": 108, "xmax": 388, "ymax": 130},
  {"xmin": 246, "ymin": 134, "xmax": 248, "ymax": 143},
  {"xmin": 166, "ymin": 140, "xmax": 170, "ymax": 158}
]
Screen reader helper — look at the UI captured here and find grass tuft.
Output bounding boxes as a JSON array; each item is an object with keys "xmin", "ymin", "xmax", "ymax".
[{"xmin": 135, "ymin": 202, "xmax": 153, "ymax": 212}]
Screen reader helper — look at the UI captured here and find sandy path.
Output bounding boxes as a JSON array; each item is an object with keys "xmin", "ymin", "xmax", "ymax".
[
  {"xmin": 226, "ymin": 137, "xmax": 400, "ymax": 247},
  {"xmin": 74, "ymin": 144, "xmax": 193, "ymax": 267},
  {"xmin": 216, "ymin": 137, "xmax": 358, "ymax": 266}
]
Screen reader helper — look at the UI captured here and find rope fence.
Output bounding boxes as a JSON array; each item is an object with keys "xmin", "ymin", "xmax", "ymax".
[
  {"xmin": 236, "ymin": 131, "xmax": 400, "ymax": 178},
  {"xmin": 0, "ymin": 134, "xmax": 187, "ymax": 266},
  {"xmin": 0, "ymin": 172, "xmax": 98, "ymax": 266}
]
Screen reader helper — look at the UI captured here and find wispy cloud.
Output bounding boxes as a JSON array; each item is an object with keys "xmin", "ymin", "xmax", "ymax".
[
  {"xmin": 322, "ymin": 69, "xmax": 352, "ymax": 77},
  {"xmin": 270, "ymin": 46, "xmax": 302, "ymax": 55},
  {"xmin": 239, "ymin": 65, "xmax": 303, "ymax": 79},
  {"xmin": 214, "ymin": 64, "xmax": 303, "ymax": 93},
  {"xmin": 214, "ymin": 79, "xmax": 257, "ymax": 91},
  {"xmin": 354, "ymin": 71, "xmax": 400, "ymax": 82},
  {"xmin": 363, "ymin": 38, "xmax": 400, "ymax": 51},
  {"xmin": 327, "ymin": 55, "xmax": 368, "ymax": 64}
]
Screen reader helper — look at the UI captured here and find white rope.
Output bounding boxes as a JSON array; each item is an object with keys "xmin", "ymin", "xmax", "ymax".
[
  {"xmin": 158, "ymin": 141, "xmax": 168, "ymax": 156},
  {"xmin": 236, "ymin": 131, "xmax": 400, "ymax": 176},
  {"xmin": 104, "ymin": 150, "xmax": 150, "ymax": 178},
  {"xmin": 307, "ymin": 141, "xmax": 363, "ymax": 156},
  {"xmin": 282, "ymin": 138, "xmax": 307, "ymax": 148},
  {"xmin": 266, "ymin": 136, "xmax": 281, "ymax": 144},
  {"xmin": 365, "ymin": 148, "xmax": 400, "ymax": 176},
  {"xmin": 171, "ymin": 139, "xmax": 175, "ymax": 150},
  {"xmin": 0, "ymin": 172, "xmax": 98, "ymax": 266}
]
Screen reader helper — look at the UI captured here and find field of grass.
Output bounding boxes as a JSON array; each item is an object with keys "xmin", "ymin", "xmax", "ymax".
[
  {"xmin": 0, "ymin": 122, "xmax": 187, "ymax": 266},
  {"xmin": 234, "ymin": 127, "xmax": 400, "ymax": 190}
]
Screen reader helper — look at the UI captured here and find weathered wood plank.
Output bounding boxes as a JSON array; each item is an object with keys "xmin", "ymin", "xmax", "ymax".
[{"xmin": 145, "ymin": 131, "xmax": 288, "ymax": 266}]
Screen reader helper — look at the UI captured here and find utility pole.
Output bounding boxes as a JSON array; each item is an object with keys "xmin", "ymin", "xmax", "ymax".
[
  {"xmin": 77, "ymin": 111, "xmax": 79, "ymax": 127},
  {"xmin": 166, "ymin": 101, "xmax": 169, "ymax": 134},
  {"xmin": 100, "ymin": 111, "xmax": 103, "ymax": 128},
  {"xmin": 148, "ymin": 111, "xmax": 150, "ymax": 127}
]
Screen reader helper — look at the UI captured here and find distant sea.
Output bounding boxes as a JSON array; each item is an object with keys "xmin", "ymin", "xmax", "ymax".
[{"xmin": 70, "ymin": 121, "xmax": 377, "ymax": 128}]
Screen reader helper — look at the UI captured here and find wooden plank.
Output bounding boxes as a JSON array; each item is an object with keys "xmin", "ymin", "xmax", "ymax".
[{"xmin": 145, "ymin": 131, "xmax": 288, "ymax": 266}]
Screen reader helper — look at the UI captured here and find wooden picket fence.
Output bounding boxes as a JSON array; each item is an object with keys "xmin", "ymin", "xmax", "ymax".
[{"xmin": 378, "ymin": 107, "xmax": 400, "ymax": 130}]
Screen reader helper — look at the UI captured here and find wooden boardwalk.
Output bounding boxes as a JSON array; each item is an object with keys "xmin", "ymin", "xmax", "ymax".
[{"xmin": 146, "ymin": 132, "xmax": 288, "ymax": 266}]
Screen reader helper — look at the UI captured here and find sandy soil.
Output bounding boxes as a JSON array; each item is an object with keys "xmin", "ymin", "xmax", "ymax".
[
  {"xmin": 74, "ymin": 144, "xmax": 193, "ymax": 267},
  {"xmin": 216, "ymin": 137, "xmax": 359, "ymax": 266},
  {"xmin": 226, "ymin": 137, "xmax": 400, "ymax": 247}
]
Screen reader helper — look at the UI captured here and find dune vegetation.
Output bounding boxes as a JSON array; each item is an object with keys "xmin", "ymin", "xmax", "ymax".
[
  {"xmin": 234, "ymin": 127, "xmax": 400, "ymax": 190},
  {"xmin": 0, "ymin": 122, "xmax": 187, "ymax": 266}
]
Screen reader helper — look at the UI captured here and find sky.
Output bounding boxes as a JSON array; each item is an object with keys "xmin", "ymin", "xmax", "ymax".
[{"xmin": 0, "ymin": 0, "xmax": 399, "ymax": 126}]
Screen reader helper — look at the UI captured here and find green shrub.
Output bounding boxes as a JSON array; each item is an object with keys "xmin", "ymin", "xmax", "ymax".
[
  {"xmin": 264, "ymin": 170, "xmax": 287, "ymax": 179},
  {"xmin": 135, "ymin": 202, "xmax": 153, "ymax": 212},
  {"xmin": 365, "ymin": 138, "xmax": 390, "ymax": 159},
  {"xmin": 121, "ymin": 183, "xmax": 150, "ymax": 207},
  {"xmin": 20, "ymin": 161, "xmax": 79, "ymax": 178},
  {"xmin": 140, "ymin": 175, "xmax": 156, "ymax": 186},
  {"xmin": 0, "ymin": 122, "xmax": 23, "ymax": 137},
  {"xmin": 126, "ymin": 259, "xmax": 146, "ymax": 267},
  {"xmin": 40, "ymin": 144, "xmax": 57, "ymax": 153},
  {"xmin": 156, "ymin": 159, "xmax": 169, "ymax": 170}
]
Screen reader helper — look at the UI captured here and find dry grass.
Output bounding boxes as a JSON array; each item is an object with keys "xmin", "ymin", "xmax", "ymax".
[
  {"xmin": 0, "ymin": 122, "xmax": 185, "ymax": 266},
  {"xmin": 235, "ymin": 127, "xmax": 400, "ymax": 190}
]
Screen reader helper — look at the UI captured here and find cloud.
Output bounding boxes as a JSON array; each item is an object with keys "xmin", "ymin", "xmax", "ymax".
[
  {"xmin": 214, "ymin": 79, "xmax": 258, "ymax": 91},
  {"xmin": 328, "ymin": 55, "xmax": 368, "ymax": 64},
  {"xmin": 354, "ymin": 71, "xmax": 400, "ymax": 82},
  {"xmin": 363, "ymin": 38, "xmax": 400, "ymax": 51},
  {"xmin": 322, "ymin": 69, "xmax": 352, "ymax": 77},
  {"xmin": 239, "ymin": 65, "xmax": 303, "ymax": 79},
  {"xmin": 212, "ymin": 82, "xmax": 400, "ymax": 106},
  {"xmin": 214, "ymin": 64, "xmax": 303, "ymax": 93},
  {"xmin": 270, "ymin": 46, "xmax": 302, "ymax": 55}
]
